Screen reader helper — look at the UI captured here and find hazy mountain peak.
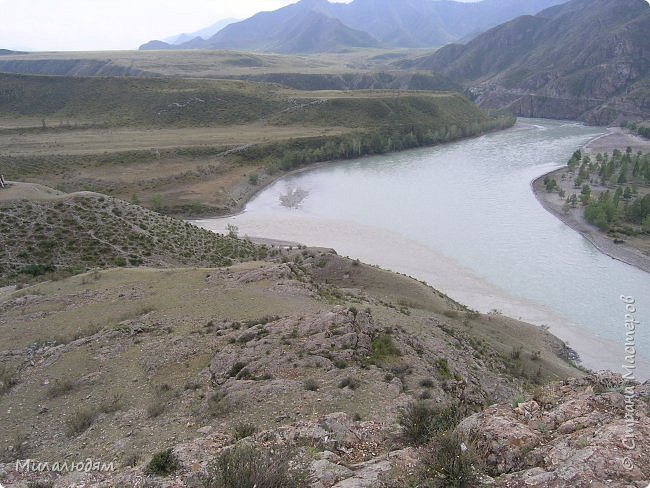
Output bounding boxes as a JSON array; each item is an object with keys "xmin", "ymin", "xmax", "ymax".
[{"xmin": 140, "ymin": 0, "xmax": 571, "ymax": 53}]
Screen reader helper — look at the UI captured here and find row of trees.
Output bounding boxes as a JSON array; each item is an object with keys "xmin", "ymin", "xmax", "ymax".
[
  {"xmin": 269, "ymin": 115, "xmax": 516, "ymax": 173},
  {"xmin": 568, "ymin": 148, "xmax": 650, "ymax": 188},
  {"xmin": 622, "ymin": 121, "xmax": 650, "ymax": 140},
  {"xmin": 584, "ymin": 191, "xmax": 650, "ymax": 232},
  {"xmin": 563, "ymin": 148, "xmax": 650, "ymax": 233}
]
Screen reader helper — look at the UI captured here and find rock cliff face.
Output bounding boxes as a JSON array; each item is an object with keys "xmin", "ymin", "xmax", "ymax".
[
  {"xmin": 459, "ymin": 372, "xmax": 650, "ymax": 487},
  {"xmin": 418, "ymin": 0, "xmax": 650, "ymax": 125}
]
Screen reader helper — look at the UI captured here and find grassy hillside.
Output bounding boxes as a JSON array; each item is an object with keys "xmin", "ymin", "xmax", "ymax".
[
  {"xmin": 0, "ymin": 246, "xmax": 581, "ymax": 483},
  {"xmin": 269, "ymin": 91, "xmax": 485, "ymax": 129},
  {"xmin": 0, "ymin": 186, "xmax": 262, "ymax": 285},
  {"xmin": 0, "ymin": 49, "xmax": 424, "ymax": 78},
  {"xmin": 0, "ymin": 74, "xmax": 514, "ymax": 217},
  {"xmin": 0, "ymin": 74, "xmax": 481, "ymax": 130},
  {"xmin": 0, "ymin": 74, "xmax": 288, "ymax": 128}
]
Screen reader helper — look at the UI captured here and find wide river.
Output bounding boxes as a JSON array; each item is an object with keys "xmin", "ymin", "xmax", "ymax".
[{"xmin": 194, "ymin": 119, "xmax": 650, "ymax": 378}]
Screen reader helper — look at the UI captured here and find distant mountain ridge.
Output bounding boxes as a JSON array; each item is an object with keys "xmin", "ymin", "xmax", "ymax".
[
  {"xmin": 415, "ymin": 0, "xmax": 650, "ymax": 124},
  {"xmin": 0, "ymin": 49, "xmax": 27, "ymax": 56},
  {"xmin": 140, "ymin": 0, "xmax": 569, "ymax": 53},
  {"xmin": 162, "ymin": 18, "xmax": 240, "ymax": 46},
  {"xmin": 196, "ymin": 7, "xmax": 379, "ymax": 53}
]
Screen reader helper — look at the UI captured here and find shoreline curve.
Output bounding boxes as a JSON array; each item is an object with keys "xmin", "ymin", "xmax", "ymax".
[{"xmin": 530, "ymin": 130, "xmax": 650, "ymax": 274}]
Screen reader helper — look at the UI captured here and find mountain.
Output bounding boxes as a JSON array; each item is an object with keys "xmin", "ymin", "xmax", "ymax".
[
  {"xmin": 139, "ymin": 0, "xmax": 569, "ymax": 53},
  {"xmin": 163, "ymin": 18, "xmax": 239, "ymax": 45},
  {"xmin": 0, "ymin": 49, "xmax": 26, "ymax": 56},
  {"xmin": 139, "ymin": 40, "xmax": 174, "ymax": 51},
  {"xmin": 324, "ymin": 0, "xmax": 569, "ymax": 47},
  {"xmin": 200, "ymin": 7, "xmax": 379, "ymax": 53},
  {"xmin": 417, "ymin": 0, "xmax": 650, "ymax": 124}
]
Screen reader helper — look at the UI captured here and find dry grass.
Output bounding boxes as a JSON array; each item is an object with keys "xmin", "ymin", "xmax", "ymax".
[
  {"xmin": 0, "ymin": 125, "xmax": 346, "ymax": 156},
  {"xmin": 0, "ymin": 254, "xmax": 581, "ymax": 465},
  {"xmin": 0, "ymin": 48, "xmax": 434, "ymax": 79}
]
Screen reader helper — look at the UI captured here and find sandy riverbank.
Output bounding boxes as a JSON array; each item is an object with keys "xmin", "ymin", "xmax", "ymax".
[{"xmin": 532, "ymin": 128, "xmax": 650, "ymax": 274}]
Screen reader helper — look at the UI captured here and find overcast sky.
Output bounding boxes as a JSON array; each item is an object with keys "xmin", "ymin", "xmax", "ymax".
[
  {"xmin": 0, "ymin": 0, "xmax": 495, "ymax": 52},
  {"xmin": 0, "ymin": 0, "xmax": 360, "ymax": 51}
]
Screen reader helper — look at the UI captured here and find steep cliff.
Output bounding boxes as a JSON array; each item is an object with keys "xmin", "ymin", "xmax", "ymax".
[{"xmin": 417, "ymin": 0, "xmax": 650, "ymax": 124}]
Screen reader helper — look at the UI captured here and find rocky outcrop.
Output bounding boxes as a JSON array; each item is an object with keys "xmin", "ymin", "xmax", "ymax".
[{"xmin": 458, "ymin": 372, "xmax": 650, "ymax": 486}]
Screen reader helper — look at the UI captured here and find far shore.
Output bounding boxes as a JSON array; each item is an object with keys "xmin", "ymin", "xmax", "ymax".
[
  {"xmin": 193, "ymin": 122, "xmax": 517, "ymax": 221},
  {"xmin": 531, "ymin": 127, "xmax": 650, "ymax": 274}
]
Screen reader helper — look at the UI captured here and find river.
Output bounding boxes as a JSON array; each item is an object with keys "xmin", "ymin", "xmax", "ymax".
[{"xmin": 194, "ymin": 119, "xmax": 650, "ymax": 379}]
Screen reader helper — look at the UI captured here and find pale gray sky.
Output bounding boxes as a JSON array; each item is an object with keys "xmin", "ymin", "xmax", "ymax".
[
  {"xmin": 0, "ymin": 0, "xmax": 493, "ymax": 52},
  {"xmin": 0, "ymin": 0, "xmax": 358, "ymax": 51}
]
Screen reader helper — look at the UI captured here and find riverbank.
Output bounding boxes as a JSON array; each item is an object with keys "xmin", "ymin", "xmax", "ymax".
[
  {"xmin": 192, "ymin": 118, "xmax": 517, "ymax": 220},
  {"xmin": 531, "ymin": 127, "xmax": 650, "ymax": 274},
  {"xmin": 193, "ymin": 119, "xmax": 650, "ymax": 379}
]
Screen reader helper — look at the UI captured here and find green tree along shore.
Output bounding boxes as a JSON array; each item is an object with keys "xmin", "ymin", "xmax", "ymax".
[
  {"xmin": 622, "ymin": 121, "xmax": 650, "ymax": 140},
  {"xmin": 559, "ymin": 148, "xmax": 650, "ymax": 235},
  {"xmin": 243, "ymin": 114, "xmax": 516, "ymax": 174}
]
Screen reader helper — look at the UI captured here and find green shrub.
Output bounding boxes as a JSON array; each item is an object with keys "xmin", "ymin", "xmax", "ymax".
[
  {"xmin": 19, "ymin": 263, "xmax": 56, "ymax": 277},
  {"xmin": 368, "ymin": 333, "xmax": 401, "ymax": 365},
  {"xmin": 0, "ymin": 364, "xmax": 18, "ymax": 395},
  {"xmin": 145, "ymin": 448, "xmax": 180, "ymax": 476},
  {"xmin": 333, "ymin": 359, "xmax": 348, "ymax": 369},
  {"xmin": 146, "ymin": 398, "xmax": 166, "ymax": 419},
  {"xmin": 46, "ymin": 378, "xmax": 76, "ymax": 398},
  {"xmin": 338, "ymin": 377, "xmax": 360, "ymax": 390},
  {"xmin": 204, "ymin": 443, "xmax": 306, "ymax": 488},
  {"xmin": 232, "ymin": 422, "xmax": 257, "ymax": 441},
  {"xmin": 417, "ymin": 431, "xmax": 482, "ymax": 487},
  {"xmin": 304, "ymin": 378, "xmax": 320, "ymax": 391},
  {"xmin": 399, "ymin": 401, "xmax": 465, "ymax": 445},
  {"xmin": 65, "ymin": 408, "xmax": 96, "ymax": 437},
  {"xmin": 228, "ymin": 361, "xmax": 247, "ymax": 378},
  {"xmin": 100, "ymin": 393, "xmax": 125, "ymax": 414},
  {"xmin": 434, "ymin": 358, "xmax": 452, "ymax": 379},
  {"xmin": 27, "ymin": 481, "xmax": 55, "ymax": 488},
  {"xmin": 208, "ymin": 389, "xmax": 229, "ymax": 417}
]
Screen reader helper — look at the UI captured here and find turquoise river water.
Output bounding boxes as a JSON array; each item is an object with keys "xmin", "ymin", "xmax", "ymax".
[{"xmin": 194, "ymin": 119, "xmax": 650, "ymax": 378}]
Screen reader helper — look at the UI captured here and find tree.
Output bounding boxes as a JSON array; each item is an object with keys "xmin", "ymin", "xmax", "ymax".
[
  {"xmin": 618, "ymin": 162, "xmax": 628, "ymax": 184},
  {"xmin": 226, "ymin": 223, "xmax": 239, "ymax": 239},
  {"xmin": 623, "ymin": 187, "xmax": 633, "ymax": 202},
  {"xmin": 544, "ymin": 178, "xmax": 558, "ymax": 192},
  {"xmin": 643, "ymin": 215, "xmax": 650, "ymax": 233},
  {"xmin": 614, "ymin": 187, "xmax": 623, "ymax": 206},
  {"xmin": 579, "ymin": 184, "xmax": 591, "ymax": 205},
  {"xmin": 151, "ymin": 194, "xmax": 166, "ymax": 213}
]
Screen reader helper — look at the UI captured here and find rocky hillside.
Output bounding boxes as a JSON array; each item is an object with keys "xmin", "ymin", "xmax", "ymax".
[
  {"xmin": 0, "ymin": 186, "xmax": 261, "ymax": 285},
  {"xmin": 459, "ymin": 372, "xmax": 650, "ymax": 486},
  {"xmin": 417, "ymin": 0, "xmax": 650, "ymax": 124},
  {"xmin": 0, "ymin": 243, "xmax": 592, "ymax": 487}
]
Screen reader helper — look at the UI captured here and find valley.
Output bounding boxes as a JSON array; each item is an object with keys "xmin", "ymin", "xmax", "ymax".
[{"xmin": 1, "ymin": 0, "xmax": 649, "ymax": 486}]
